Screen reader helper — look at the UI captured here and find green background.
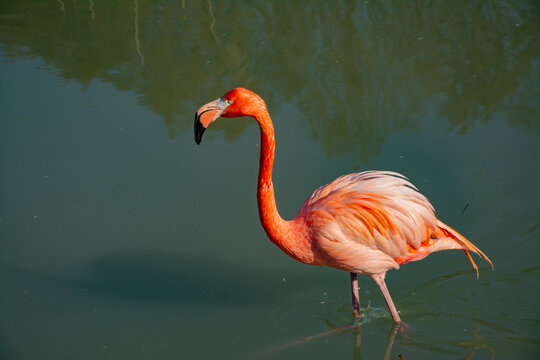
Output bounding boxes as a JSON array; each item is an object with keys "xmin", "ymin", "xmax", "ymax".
[{"xmin": 1, "ymin": 1, "xmax": 539, "ymax": 359}]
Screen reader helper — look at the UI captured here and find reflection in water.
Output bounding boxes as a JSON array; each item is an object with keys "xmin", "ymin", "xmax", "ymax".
[
  {"xmin": 0, "ymin": 0, "xmax": 538, "ymax": 162},
  {"xmin": 134, "ymin": 0, "xmax": 145, "ymax": 65},
  {"xmin": 254, "ymin": 320, "xmax": 496, "ymax": 360},
  {"xmin": 253, "ymin": 323, "xmax": 402, "ymax": 360},
  {"xmin": 457, "ymin": 326, "xmax": 495, "ymax": 360},
  {"xmin": 0, "ymin": 2, "xmax": 538, "ymax": 358},
  {"xmin": 207, "ymin": 0, "xmax": 219, "ymax": 45}
]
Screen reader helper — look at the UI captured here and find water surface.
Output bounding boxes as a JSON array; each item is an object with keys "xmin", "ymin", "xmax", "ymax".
[{"xmin": 1, "ymin": 1, "xmax": 539, "ymax": 359}]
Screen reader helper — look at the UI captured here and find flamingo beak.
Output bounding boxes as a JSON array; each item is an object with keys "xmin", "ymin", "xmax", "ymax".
[
  {"xmin": 194, "ymin": 112, "xmax": 207, "ymax": 145},
  {"xmin": 194, "ymin": 98, "xmax": 225, "ymax": 145}
]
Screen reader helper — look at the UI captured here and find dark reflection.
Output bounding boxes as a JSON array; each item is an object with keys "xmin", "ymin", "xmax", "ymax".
[
  {"xmin": 252, "ymin": 323, "xmax": 403, "ymax": 360},
  {"xmin": 397, "ymin": 325, "xmax": 496, "ymax": 359},
  {"xmin": 0, "ymin": 0, "xmax": 538, "ymax": 163},
  {"xmin": 456, "ymin": 326, "xmax": 495, "ymax": 360},
  {"xmin": 4, "ymin": 250, "xmax": 293, "ymax": 304},
  {"xmin": 252, "ymin": 319, "xmax": 496, "ymax": 359}
]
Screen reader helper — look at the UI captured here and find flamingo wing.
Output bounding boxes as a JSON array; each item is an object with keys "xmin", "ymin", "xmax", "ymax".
[{"xmin": 298, "ymin": 171, "xmax": 441, "ymax": 274}]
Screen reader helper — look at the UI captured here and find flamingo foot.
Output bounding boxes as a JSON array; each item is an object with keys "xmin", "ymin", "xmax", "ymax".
[{"xmin": 397, "ymin": 321, "xmax": 409, "ymax": 335}]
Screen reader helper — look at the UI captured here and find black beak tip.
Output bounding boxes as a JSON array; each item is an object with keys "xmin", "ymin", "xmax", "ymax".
[{"xmin": 194, "ymin": 112, "xmax": 205, "ymax": 145}]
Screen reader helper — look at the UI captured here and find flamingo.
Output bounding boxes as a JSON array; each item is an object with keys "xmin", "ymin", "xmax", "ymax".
[{"xmin": 193, "ymin": 88, "xmax": 493, "ymax": 324}]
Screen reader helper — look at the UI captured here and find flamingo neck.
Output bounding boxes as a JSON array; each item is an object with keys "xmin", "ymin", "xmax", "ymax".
[{"xmin": 254, "ymin": 108, "xmax": 288, "ymax": 244}]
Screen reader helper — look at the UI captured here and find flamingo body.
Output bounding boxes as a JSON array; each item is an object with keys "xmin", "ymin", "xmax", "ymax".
[
  {"xmin": 194, "ymin": 88, "xmax": 492, "ymax": 323},
  {"xmin": 291, "ymin": 171, "xmax": 489, "ymax": 276}
]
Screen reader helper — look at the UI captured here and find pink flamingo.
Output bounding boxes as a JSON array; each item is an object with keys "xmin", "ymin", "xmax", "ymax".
[{"xmin": 194, "ymin": 88, "xmax": 493, "ymax": 324}]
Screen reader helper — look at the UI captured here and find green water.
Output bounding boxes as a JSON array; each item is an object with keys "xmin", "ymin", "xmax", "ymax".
[{"xmin": 1, "ymin": 1, "xmax": 539, "ymax": 359}]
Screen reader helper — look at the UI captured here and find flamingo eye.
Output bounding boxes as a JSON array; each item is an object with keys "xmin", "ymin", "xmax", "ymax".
[{"xmin": 218, "ymin": 98, "xmax": 233, "ymax": 110}]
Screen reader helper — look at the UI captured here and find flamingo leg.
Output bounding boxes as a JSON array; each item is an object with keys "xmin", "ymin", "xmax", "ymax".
[
  {"xmin": 350, "ymin": 272, "xmax": 362, "ymax": 323},
  {"xmin": 377, "ymin": 279, "xmax": 401, "ymax": 324}
]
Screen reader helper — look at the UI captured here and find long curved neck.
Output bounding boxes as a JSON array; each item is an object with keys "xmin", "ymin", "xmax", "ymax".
[{"xmin": 254, "ymin": 108, "xmax": 289, "ymax": 244}]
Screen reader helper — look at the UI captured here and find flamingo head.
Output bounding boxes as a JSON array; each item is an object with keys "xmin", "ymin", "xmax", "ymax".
[{"xmin": 194, "ymin": 88, "xmax": 266, "ymax": 144}]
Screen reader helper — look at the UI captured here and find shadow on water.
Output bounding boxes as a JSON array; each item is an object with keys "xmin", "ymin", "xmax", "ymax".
[
  {"xmin": 0, "ymin": 249, "xmax": 521, "ymax": 358},
  {"xmin": 4, "ymin": 249, "xmax": 295, "ymax": 305}
]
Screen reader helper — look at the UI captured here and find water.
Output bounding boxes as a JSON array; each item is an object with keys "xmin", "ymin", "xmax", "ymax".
[{"xmin": 1, "ymin": 1, "xmax": 539, "ymax": 359}]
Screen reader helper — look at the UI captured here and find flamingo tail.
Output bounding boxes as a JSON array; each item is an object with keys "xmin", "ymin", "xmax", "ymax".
[{"xmin": 436, "ymin": 220, "xmax": 493, "ymax": 278}]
